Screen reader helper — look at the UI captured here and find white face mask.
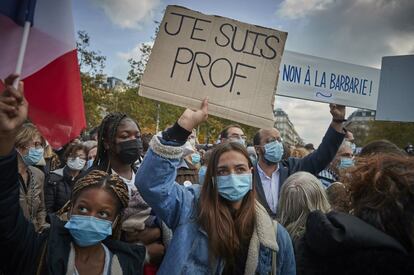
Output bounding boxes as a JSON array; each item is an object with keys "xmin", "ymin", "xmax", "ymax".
[{"xmin": 67, "ymin": 157, "xmax": 86, "ymax": 171}]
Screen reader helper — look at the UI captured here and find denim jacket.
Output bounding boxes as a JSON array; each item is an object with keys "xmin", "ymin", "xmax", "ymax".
[{"xmin": 136, "ymin": 136, "xmax": 296, "ymax": 275}]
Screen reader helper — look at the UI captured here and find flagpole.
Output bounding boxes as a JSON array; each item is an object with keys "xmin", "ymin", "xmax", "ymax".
[{"xmin": 13, "ymin": 21, "xmax": 31, "ymax": 89}]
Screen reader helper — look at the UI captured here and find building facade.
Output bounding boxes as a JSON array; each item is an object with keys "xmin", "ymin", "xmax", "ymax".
[
  {"xmin": 274, "ymin": 108, "xmax": 304, "ymax": 146},
  {"xmin": 344, "ymin": 109, "xmax": 376, "ymax": 145}
]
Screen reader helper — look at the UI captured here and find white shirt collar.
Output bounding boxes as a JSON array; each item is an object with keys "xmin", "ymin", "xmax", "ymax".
[{"xmin": 257, "ymin": 162, "xmax": 279, "ymax": 179}]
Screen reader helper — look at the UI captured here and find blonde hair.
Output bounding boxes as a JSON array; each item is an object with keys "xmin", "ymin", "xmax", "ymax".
[
  {"xmin": 291, "ymin": 147, "xmax": 310, "ymax": 158},
  {"xmin": 278, "ymin": 172, "xmax": 331, "ymax": 242},
  {"xmin": 15, "ymin": 123, "xmax": 45, "ymax": 148}
]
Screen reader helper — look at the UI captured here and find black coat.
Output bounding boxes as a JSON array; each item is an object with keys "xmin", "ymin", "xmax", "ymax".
[
  {"xmin": 296, "ymin": 211, "xmax": 414, "ymax": 275},
  {"xmin": 44, "ymin": 166, "xmax": 79, "ymax": 214},
  {"xmin": 0, "ymin": 151, "xmax": 146, "ymax": 275},
  {"xmin": 254, "ymin": 126, "xmax": 345, "ymax": 217}
]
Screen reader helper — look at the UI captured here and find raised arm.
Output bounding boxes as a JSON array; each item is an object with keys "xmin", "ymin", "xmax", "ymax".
[
  {"xmin": 135, "ymin": 99, "xmax": 208, "ymax": 229},
  {"xmin": 0, "ymin": 75, "xmax": 45, "ymax": 274},
  {"xmin": 290, "ymin": 104, "xmax": 346, "ymax": 175}
]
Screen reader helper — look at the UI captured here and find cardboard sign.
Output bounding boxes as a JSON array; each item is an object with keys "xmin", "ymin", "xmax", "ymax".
[
  {"xmin": 139, "ymin": 5, "xmax": 288, "ymax": 128},
  {"xmin": 276, "ymin": 51, "xmax": 380, "ymax": 110},
  {"xmin": 376, "ymin": 55, "xmax": 414, "ymax": 122}
]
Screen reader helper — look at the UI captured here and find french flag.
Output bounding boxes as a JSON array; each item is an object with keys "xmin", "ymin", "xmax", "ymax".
[{"xmin": 0, "ymin": 0, "xmax": 86, "ymax": 149}]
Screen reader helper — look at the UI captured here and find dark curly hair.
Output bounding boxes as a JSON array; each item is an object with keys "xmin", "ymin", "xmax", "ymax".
[{"xmin": 343, "ymin": 154, "xmax": 414, "ymax": 252}]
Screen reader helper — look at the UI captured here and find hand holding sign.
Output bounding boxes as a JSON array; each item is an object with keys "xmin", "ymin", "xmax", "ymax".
[
  {"xmin": 329, "ymin": 103, "xmax": 347, "ymax": 134},
  {"xmin": 139, "ymin": 5, "xmax": 287, "ymax": 129},
  {"xmin": 178, "ymin": 98, "xmax": 209, "ymax": 132},
  {"xmin": 329, "ymin": 103, "xmax": 345, "ymax": 121}
]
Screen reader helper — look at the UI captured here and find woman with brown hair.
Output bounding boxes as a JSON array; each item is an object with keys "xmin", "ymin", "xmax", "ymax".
[
  {"xmin": 136, "ymin": 99, "xmax": 295, "ymax": 275},
  {"xmin": 297, "ymin": 153, "xmax": 414, "ymax": 274}
]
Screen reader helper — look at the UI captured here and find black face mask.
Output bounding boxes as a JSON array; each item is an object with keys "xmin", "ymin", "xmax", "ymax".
[{"xmin": 116, "ymin": 138, "xmax": 142, "ymax": 164}]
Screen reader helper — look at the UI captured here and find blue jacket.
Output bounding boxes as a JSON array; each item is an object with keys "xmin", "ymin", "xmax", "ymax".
[
  {"xmin": 255, "ymin": 126, "xmax": 345, "ymax": 217},
  {"xmin": 136, "ymin": 136, "xmax": 296, "ymax": 275}
]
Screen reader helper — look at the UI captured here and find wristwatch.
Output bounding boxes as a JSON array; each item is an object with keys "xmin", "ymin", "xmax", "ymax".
[{"xmin": 332, "ymin": 118, "xmax": 347, "ymax": 123}]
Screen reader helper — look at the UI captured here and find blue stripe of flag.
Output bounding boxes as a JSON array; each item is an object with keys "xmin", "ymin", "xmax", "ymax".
[{"xmin": 0, "ymin": 0, "xmax": 37, "ymax": 26}]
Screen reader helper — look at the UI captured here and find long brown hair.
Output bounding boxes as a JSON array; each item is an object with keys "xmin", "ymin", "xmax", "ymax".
[
  {"xmin": 198, "ymin": 142, "xmax": 256, "ymax": 268},
  {"xmin": 343, "ymin": 154, "xmax": 414, "ymax": 252}
]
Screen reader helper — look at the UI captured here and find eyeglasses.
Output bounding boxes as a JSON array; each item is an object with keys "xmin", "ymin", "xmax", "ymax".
[
  {"xmin": 228, "ymin": 134, "xmax": 247, "ymax": 140},
  {"xmin": 263, "ymin": 137, "xmax": 283, "ymax": 145},
  {"xmin": 24, "ymin": 142, "xmax": 43, "ymax": 149},
  {"xmin": 69, "ymin": 154, "xmax": 87, "ymax": 161}
]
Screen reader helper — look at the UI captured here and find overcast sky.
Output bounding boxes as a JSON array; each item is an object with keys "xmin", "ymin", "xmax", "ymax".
[{"xmin": 73, "ymin": 0, "xmax": 414, "ymax": 146}]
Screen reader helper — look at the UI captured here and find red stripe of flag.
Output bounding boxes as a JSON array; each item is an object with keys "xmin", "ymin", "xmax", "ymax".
[{"xmin": 23, "ymin": 49, "xmax": 86, "ymax": 148}]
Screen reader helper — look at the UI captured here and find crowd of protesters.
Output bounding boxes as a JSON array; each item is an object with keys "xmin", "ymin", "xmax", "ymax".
[{"xmin": 0, "ymin": 74, "xmax": 413, "ymax": 275}]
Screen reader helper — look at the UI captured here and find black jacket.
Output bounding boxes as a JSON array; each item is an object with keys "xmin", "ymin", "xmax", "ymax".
[
  {"xmin": 254, "ymin": 126, "xmax": 345, "ymax": 217},
  {"xmin": 296, "ymin": 211, "xmax": 413, "ymax": 275},
  {"xmin": 44, "ymin": 166, "xmax": 79, "ymax": 214},
  {"xmin": 0, "ymin": 151, "xmax": 145, "ymax": 275}
]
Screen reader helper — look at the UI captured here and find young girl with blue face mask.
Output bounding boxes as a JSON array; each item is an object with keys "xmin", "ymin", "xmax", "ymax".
[
  {"xmin": 136, "ymin": 98, "xmax": 296, "ymax": 275},
  {"xmin": 0, "ymin": 75, "xmax": 146, "ymax": 275}
]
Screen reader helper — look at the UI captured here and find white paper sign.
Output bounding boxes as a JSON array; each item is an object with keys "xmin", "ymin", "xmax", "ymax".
[{"xmin": 276, "ymin": 51, "xmax": 380, "ymax": 110}]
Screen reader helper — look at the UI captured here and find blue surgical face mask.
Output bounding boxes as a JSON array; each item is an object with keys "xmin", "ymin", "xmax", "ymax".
[
  {"xmin": 191, "ymin": 153, "xmax": 201, "ymax": 165},
  {"xmin": 229, "ymin": 137, "xmax": 246, "ymax": 147},
  {"xmin": 350, "ymin": 143, "xmax": 356, "ymax": 153},
  {"xmin": 216, "ymin": 173, "xmax": 252, "ymax": 201},
  {"xmin": 86, "ymin": 159, "xmax": 94, "ymax": 169},
  {"xmin": 64, "ymin": 215, "xmax": 113, "ymax": 247},
  {"xmin": 264, "ymin": 141, "xmax": 284, "ymax": 163},
  {"xmin": 22, "ymin": 147, "xmax": 44, "ymax": 166},
  {"xmin": 338, "ymin": 157, "xmax": 354, "ymax": 169},
  {"xmin": 198, "ymin": 166, "xmax": 207, "ymax": 184}
]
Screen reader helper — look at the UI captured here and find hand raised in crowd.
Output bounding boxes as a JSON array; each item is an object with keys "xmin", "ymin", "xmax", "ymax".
[
  {"xmin": 329, "ymin": 103, "xmax": 347, "ymax": 134},
  {"xmin": 0, "ymin": 74, "xmax": 28, "ymax": 134},
  {"xmin": 0, "ymin": 74, "xmax": 28, "ymax": 156},
  {"xmin": 146, "ymin": 242, "xmax": 165, "ymax": 266},
  {"xmin": 124, "ymin": 227, "xmax": 161, "ymax": 245},
  {"xmin": 177, "ymin": 97, "xmax": 208, "ymax": 131},
  {"xmin": 329, "ymin": 103, "xmax": 346, "ymax": 121}
]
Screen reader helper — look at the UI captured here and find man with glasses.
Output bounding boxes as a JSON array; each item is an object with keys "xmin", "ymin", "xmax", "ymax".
[
  {"xmin": 219, "ymin": 124, "xmax": 247, "ymax": 146},
  {"xmin": 253, "ymin": 104, "xmax": 347, "ymax": 218}
]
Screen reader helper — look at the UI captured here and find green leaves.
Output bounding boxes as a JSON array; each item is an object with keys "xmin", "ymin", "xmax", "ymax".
[{"xmin": 365, "ymin": 121, "xmax": 414, "ymax": 148}]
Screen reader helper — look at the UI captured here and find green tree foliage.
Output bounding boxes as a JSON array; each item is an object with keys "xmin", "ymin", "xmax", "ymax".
[
  {"xmin": 77, "ymin": 31, "xmax": 108, "ymax": 128},
  {"xmin": 126, "ymin": 43, "xmax": 152, "ymax": 86},
  {"xmin": 364, "ymin": 121, "xmax": 414, "ymax": 148},
  {"xmin": 77, "ymin": 30, "xmax": 106, "ymax": 77}
]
